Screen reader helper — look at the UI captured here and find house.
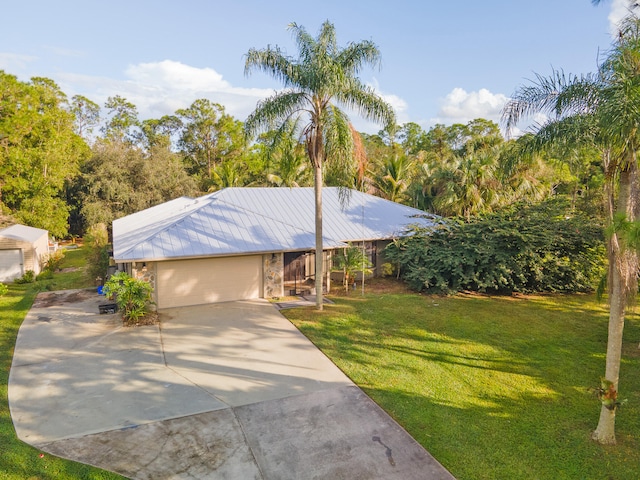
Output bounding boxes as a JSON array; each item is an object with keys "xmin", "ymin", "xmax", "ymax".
[
  {"xmin": 112, "ymin": 187, "xmax": 437, "ymax": 309},
  {"xmin": 0, "ymin": 224, "xmax": 50, "ymax": 282}
]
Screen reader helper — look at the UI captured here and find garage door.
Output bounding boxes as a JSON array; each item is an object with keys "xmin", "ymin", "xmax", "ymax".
[
  {"xmin": 156, "ymin": 255, "xmax": 262, "ymax": 309},
  {"xmin": 0, "ymin": 249, "xmax": 23, "ymax": 282}
]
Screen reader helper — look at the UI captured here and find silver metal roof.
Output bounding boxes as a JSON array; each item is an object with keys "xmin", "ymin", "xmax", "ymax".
[
  {"xmin": 113, "ymin": 187, "xmax": 437, "ymax": 262},
  {"xmin": 0, "ymin": 224, "xmax": 49, "ymax": 243}
]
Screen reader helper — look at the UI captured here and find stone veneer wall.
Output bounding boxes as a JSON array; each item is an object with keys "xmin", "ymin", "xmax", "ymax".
[
  {"xmin": 263, "ymin": 253, "xmax": 284, "ymax": 298},
  {"xmin": 131, "ymin": 262, "xmax": 158, "ymax": 310}
]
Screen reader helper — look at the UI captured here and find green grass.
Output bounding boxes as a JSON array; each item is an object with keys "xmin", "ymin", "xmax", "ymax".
[
  {"xmin": 0, "ymin": 248, "xmax": 124, "ymax": 479},
  {"xmin": 284, "ymin": 283, "xmax": 640, "ymax": 480}
]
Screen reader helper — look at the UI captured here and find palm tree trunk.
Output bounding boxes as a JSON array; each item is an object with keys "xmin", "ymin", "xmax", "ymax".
[
  {"xmin": 592, "ymin": 162, "xmax": 639, "ymax": 444},
  {"xmin": 314, "ymin": 163, "xmax": 324, "ymax": 310}
]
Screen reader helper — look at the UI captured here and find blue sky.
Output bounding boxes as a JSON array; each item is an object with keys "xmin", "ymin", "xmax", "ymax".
[{"xmin": 0, "ymin": 0, "xmax": 633, "ymax": 133}]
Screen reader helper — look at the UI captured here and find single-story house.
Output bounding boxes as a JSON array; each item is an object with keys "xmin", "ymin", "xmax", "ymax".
[
  {"xmin": 0, "ymin": 224, "xmax": 50, "ymax": 282},
  {"xmin": 112, "ymin": 187, "xmax": 437, "ymax": 309}
]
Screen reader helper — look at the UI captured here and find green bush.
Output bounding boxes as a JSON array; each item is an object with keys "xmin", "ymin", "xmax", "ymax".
[
  {"xmin": 43, "ymin": 249, "xmax": 65, "ymax": 271},
  {"xmin": 14, "ymin": 270, "xmax": 35, "ymax": 284},
  {"xmin": 0, "ymin": 283, "xmax": 8, "ymax": 296},
  {"xmin": 36, "ymin": 269, "xmax": 54, "ymax": 281},
  {"xmin": 103, "ymin": 271, "xmax": 153, "ymax": 325},
  {"xmin": 380, "ymin": 262, "xmax": 395, "ymax": 277},
  {"xmin": 386, "ymin": 197, "xmax": 606, "ymax": 294},
  {"xmin": 85, "ymin": 223, "xmax": 110, "ymax": 284}
]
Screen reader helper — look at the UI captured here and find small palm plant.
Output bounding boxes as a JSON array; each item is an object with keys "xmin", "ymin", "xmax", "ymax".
[
  {"xmin": 333, "ymin": 243, "xmax": 373, "ymax": 294},
  {"xmin": 103, "ymin": 271, "xmax": 153, "ymax": 325}
]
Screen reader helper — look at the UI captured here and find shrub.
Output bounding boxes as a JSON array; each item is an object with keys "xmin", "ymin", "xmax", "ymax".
[
  {"xmin": 380, "ymin": 262, "xmax": 395, "ymax": 277},
  {"xmin": 42, "ymin": 249, "xmax": 65, "ymax": 272},
  {"xmin": 103, "ymin": 271, "xmax": 153, "ymax": 325},
  {"xmin": 85, "ymin": 223, "xmax": 110, "ymax": 284},
  {"xmin": 386, "ymin": 197, "xmax": 606, "ymax": 294},
  {"xmin": 14, "ymin": 270, "xmax": 35, "ymax": 284},
  {"xmin": 0, "ymin": 283, "xmax": 8, "ymax": 296},
  {"xmin": 36, "ymin": 269, "xmax": 54, "ymax": 281}
]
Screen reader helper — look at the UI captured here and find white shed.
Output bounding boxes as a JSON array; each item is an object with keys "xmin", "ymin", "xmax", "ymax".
[{"xmin": 0, "ymin": 225, "xmax": 50, "ymax": 282}]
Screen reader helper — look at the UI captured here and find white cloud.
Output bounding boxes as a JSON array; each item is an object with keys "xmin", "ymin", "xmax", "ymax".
[
  {"xmin": 608, "ymin": 0, "xmax": 640, "ymax": 36},
  {"xmin": 0, "ymin": 53, "xmax": 38, "ymax": 74},
  {"xmin": 57, "ymin": 60, "xmax": 274, "ymax": 122},
  {"xmin": 431, "ymin": 87, "xmax": 509, "ymax": 126}
]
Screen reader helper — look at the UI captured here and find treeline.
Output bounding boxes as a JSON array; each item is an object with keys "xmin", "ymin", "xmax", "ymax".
[{"xmin": 0, "ymin": 70, "xmax": 603, "ymax": 240}]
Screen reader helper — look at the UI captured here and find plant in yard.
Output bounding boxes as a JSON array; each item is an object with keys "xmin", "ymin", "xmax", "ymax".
[
  {"xmin": 244, "ymin": 20, "xmax": 396, "ymax": 310},
  {"xmin": 0, "ymin": 283, "xmax": 7, "ymax": 296},
  {"xmin": 103, "ymin": 271, "xmax": 153, "ymax": 325},
  {"xmin": 14, "ymin": 270, "xmax": 35, "ymax": 284},
  {"xmin": 333, "ymin": 243, "xmax": 373, "ymax": 294},
  {"xmin": 84, "ymin": 223, "xmax": 110, "ymax": 284},
  {"xmin": 43, "ymin": 249, "xmax": 65, "ymax": 272}
]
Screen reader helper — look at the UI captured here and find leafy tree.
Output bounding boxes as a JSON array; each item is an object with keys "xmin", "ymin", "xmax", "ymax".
[
  {"xmin": 0, "ymin": 72, "xmax": 89, "ymax": 237},
  {"xmin": 70, "ymin": 94, "xmax": 100, "ymax": 140},
  {"xmin": 502, "ymin": 13, "xmax": 640, "ymax": 444},
  {"xmin": 244, "ymin": 21, "xmax": 396, "ymax": 309},
  {"xmin": 176, "ymin": 99, "xmax": 244, "ymax": 190},
  {"xmin": 262, "ymin": 118, "xmax": 312, "ymax": 187},
  {"xmin": 102, "ymin": 95, "xmax": 139, "ymax": 142},
  {"xmin": 80, "ymin": 140, "xmax": 196, "ymax": 227}
]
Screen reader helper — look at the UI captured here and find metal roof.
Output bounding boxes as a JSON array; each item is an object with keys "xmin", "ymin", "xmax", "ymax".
[
  {"xmin": 0, "ymin": 224, "xmax": 49, "ymax": 243},
  {"xmin": 113, "ymin": 187, "xmax": 437, "ymax": 262}
]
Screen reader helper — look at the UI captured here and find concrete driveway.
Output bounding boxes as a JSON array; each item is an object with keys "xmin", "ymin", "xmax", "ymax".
[{"xmin": 9, "ymin": 289, "xmax": 455, "ymax": 479}]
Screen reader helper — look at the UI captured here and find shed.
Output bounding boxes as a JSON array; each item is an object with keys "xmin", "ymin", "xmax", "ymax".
[{"xmin": 0, "ymin": 225, "xmax": 49, "ymax": 282}]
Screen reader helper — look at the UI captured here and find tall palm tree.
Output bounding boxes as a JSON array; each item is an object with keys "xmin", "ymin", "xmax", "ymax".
[
  {"xmin": 502, "ymin": 14, "xmax": 640, "ymax": 444},
  {"xmin": 244, "ymin": 21, "xmax": 396, "ymax": 309}
]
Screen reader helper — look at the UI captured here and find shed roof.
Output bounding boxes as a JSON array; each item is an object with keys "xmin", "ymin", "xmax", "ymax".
[
  {"xmin": 113, "ymin": 187, "xmax": 437, "ymax": 262},
  {"xmin": 0, "ymin": 224, "xmax": 49, "ymax": 244}
]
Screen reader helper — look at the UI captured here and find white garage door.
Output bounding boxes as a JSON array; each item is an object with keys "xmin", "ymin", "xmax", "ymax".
[
  {"xmin": 0, "ymin": 249, "xmax": 23, "ymax": 282},
  {"xmin": 156, "ymin": 255, "xmax": 262, "ymax": 309}
]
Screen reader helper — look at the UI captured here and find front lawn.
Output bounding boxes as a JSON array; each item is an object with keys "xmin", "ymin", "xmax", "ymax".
[
  {"xmin": 0, "ymin": 248, "xmax": 124, "ymax": 479},
  {"xmin": 284, "ymin": 281, "xmax": 640, "ymax": 480}
]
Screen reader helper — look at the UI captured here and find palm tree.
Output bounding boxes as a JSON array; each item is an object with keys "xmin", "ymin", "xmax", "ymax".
[
  {"xmin": 372, "ymin": 153, "xmax": 413, "ymax": 203},
  {"xmin": 502, "ymin": 14, "xmax": 640, "ymax": 444},
  {"xmin": 244, "ymin": 21, "xmax": 396, "ymax": 309}
]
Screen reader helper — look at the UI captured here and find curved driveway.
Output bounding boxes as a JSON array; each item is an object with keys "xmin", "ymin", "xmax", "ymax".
[{"xmin": 9, "ymin": 289, "xmax": 455, "ymax": 479}]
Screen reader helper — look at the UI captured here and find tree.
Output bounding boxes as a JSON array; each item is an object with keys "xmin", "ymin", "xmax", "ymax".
[
  {"xmin": 333, "ymin": 243, "xmax": 373, "ymax": 293},
  {"xmin": 80, "ymin": 140, "xmax": 196, "ymax": 227},
  {"xmin": 244, "ymin": 21, "xmax": 396, "ymax": 309},
  {"xmin": 70, "ymin": 95, "xmax": 100, "ymax": 140},
  {"xmin": 0, "ymin": 72, "xmax": 89, "ymax": 237},
  {"xmin": 502, "ymin": 14, "xmax": 640, "ymax": 444},
  {"xmin": 102, "ymin": 95, "xmax": 139, "ymax": 142},
  {"xmin": 176, "ymin": 99, "xmax": 244, "ymax": 190},
  {"xmin": 372, "ymin": 153, "xmax": 413, "ymax": 203}
]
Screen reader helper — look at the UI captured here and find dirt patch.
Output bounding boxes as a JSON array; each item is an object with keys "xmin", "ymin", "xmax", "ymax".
[
  {"xmin": 32, "ymin": 289, "xmax": 96, "ymax": 308},
  {"xmin": 123, "ymin": 311, "xmax": 159, "ymax": 327},
  {"xmin": 59, "ymin": 267, "xmax": 81, "ymax": 273}
]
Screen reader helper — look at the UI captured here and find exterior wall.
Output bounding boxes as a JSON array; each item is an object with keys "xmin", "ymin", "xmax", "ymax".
[
  {"xmin": 131, "ymin": 261, "xmax": 158, "ymax": 310},
  {"xmin": 156, "ymin": 255, "xmax": 263, "ymax": 309},
  {"xmin": 0, "ymin": 231, "xmax": 48, "ymax": 280},
  {"xmin": 263, "ymin": 253, "xmax": 284, "ymax": 298}
]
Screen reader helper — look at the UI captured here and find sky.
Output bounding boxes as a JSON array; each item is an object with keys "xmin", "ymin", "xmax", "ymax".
[{"xmin": 0, "ymin": 0, "xmax": 635, "ymax": 135}]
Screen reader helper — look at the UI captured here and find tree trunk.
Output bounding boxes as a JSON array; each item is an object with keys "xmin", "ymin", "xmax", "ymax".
[
  {"xmin": 314, "ymin": 163, "xmax": 324, "ymax": 310},
  {"xmin": 592, "ymin": 162, "xmax": 639, "ymax": 444}
]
